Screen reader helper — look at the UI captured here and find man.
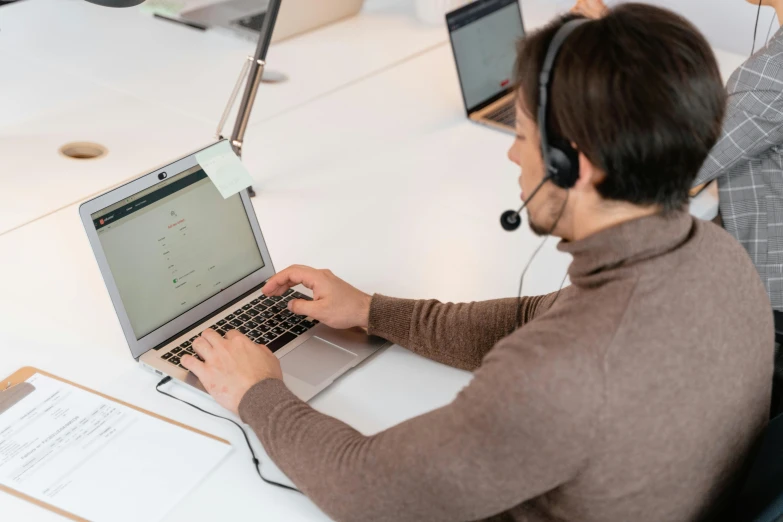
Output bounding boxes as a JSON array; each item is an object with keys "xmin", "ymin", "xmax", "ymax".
[
  {"xmin": 182, "ymin": 5, "xmax": 774, "ymax": 522},
  {"xmin": 575, "ymin": 0, "xmax": 783, "ymax": 412}
]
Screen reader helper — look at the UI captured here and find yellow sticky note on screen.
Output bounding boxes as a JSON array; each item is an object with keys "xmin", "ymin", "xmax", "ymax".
[{"xmin": 196, "ymin": 141, "xmax": 254, "ymax": 199}]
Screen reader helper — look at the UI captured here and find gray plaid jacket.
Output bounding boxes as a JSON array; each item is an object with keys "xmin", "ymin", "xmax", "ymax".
[{"xmin": 695, "ymin": 28, "xmax": 783, "ymax": 312}]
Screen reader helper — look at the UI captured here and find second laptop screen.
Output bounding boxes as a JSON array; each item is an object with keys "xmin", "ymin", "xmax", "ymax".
[{"xmin": 449, "ymin": 0, "xmax": 524, "ymax": 112}]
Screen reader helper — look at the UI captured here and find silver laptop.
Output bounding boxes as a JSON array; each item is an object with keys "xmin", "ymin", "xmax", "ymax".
[
  {"xmin": 447, "ymin": 0, "xmax": 525, "ymax": 134},
  {"xmin": 181, "ymin": 0, "xmax": 365, "ymax": 44},
  {"xmin": 79, "ymin": 141, "xmax": 388, "ymax": 402}
]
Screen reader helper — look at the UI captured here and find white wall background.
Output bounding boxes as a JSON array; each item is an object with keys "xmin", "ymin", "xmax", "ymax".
[{"xmin": 521, "ymin": 0, "xmax": 780, "ymax": 56}]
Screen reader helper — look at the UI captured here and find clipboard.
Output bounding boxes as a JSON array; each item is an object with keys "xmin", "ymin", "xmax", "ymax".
[{"xmin": 0, "ymin": 366, "xmax": 230, "ymax": 522}]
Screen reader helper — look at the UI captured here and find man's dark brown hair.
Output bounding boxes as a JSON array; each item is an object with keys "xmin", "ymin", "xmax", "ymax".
[{"xmin": 515, "ymin": 4, "xmax": 727, "ymax": 212}]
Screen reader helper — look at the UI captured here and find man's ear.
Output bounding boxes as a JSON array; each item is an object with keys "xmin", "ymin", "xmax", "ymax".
[{"xmin": 575, "ymin": 151, "xmax": 605, "ymax": 191}]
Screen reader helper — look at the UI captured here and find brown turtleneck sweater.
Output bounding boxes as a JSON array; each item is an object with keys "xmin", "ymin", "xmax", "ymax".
[{"xmin": 239, "ymin": 212, "xmax": 774, "ymax": 522}]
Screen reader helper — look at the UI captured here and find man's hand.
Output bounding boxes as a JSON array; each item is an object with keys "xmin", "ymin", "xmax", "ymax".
[
  {"xmin": 571, "ymin": 0, "xmax": 607, "ymax": 18},
  {"xmin": 181, "ymin": 329, "xmax": 282, "ymax": 415},
  {"xmin": 262, "ymin": 265, "xmax": 372, "ymax": 330}
]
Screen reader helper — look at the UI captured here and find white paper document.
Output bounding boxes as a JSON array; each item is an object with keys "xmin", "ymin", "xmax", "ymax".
[
  {"xmin": 0, "ymin": 373, "xmax": 232, "ymax": 522},
  {"xmin": 196, "ymin": 141, "xmax": 255, "ymax": 199}
]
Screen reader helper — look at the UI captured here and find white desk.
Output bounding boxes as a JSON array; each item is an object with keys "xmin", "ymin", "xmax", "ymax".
[
  {"xmin": 0, "ymin": 48, "xmax": 217, "ymax": 235},
  {"xmin": 0, "ymin": 0, "xmax": 448, "ymax": 235},
  {"xmin": 0, "ymin": 0, "xmax": 448, "ymax": 127}
]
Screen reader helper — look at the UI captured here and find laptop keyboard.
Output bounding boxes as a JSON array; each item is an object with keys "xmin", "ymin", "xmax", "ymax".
[
  {"xmin": 485, "ymin": 102, "xmax": 516, "ymax": 127},
  {"xmin": 233, "ymin": 12, "xmax": 266, "ymax": 32},
  {"xmin": 160, "ymin": 289, "xmax": 319, "ymax": 370}
]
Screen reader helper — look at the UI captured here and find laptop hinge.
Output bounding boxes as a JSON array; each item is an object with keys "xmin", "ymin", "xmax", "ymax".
[{"xmin": 149, "ymin": 280, "xmax": 267, "ymax": 352}]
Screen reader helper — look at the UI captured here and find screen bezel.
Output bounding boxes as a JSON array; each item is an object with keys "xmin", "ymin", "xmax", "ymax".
[
  {"xmin": 79, "ymin": 141, "xmax": 275, "ymax": 360},
  {"xmin": 446, "ymin": 0, "xmax": 524, "ymax": 115}
]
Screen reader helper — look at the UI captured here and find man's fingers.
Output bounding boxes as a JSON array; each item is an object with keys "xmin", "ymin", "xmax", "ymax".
[
  {"xmin": 201, "ymin": 328, "xmax": 225, "ymax": 348},
  {"xmin": 263, "ymin": 265, "xmax": 320, "ymax": 296},
  {"xmin": 224, "ymin": 330, "xmax": 245, "ymax": 342},
  {"xmin": 181, "ymin": 354, "xmax": 206, "ymax": 377},
  {"xmin": 192, "ymin": 336, "xmax": 214, "ymax": 361},
  {"xmin": 288, "ymin": 298, "xmax": 321, "ymax": 318}
]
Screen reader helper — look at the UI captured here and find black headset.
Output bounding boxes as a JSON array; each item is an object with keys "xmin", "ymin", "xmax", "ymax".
[
  {"xmin": 500, "ymin": 18, "xmax": 589, "ymax": 231},
  {"xmin": 538, "ymin": 18, "xmax": 589, "ymax": 190}
]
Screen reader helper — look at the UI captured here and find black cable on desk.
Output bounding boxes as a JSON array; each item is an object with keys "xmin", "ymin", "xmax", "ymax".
[{"xmin": 155, "ymin": 376, "xmax": 302, "ymax": 494}]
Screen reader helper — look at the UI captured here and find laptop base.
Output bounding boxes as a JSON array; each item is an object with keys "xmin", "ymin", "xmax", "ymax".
[
  {"xmin": 470, "ymin": 94, "xmax": 516, "ymax": 135},
  {"xmin": 139, "ymin": 285, "xmax": 389, "ymax": 403}
]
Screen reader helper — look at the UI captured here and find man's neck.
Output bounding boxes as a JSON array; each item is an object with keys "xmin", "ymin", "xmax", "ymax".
[{"xmin": 571, "ymin": 203, "xmax": 661, "ymax": 242}]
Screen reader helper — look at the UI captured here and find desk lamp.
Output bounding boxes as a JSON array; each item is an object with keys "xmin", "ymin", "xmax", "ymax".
[{"xmin": 83, "ymin": 0, "xmax": 282, "ymax": 197}]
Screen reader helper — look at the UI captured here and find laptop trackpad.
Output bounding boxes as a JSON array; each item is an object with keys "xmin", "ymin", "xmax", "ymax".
[{"xmin": 280, "ymin": 337, "xmax": 357, "ymax": 387}]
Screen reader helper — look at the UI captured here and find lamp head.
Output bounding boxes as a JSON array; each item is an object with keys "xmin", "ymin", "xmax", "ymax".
[{"xmin": 83, "ymin": 0, "xmax": 144, "ymax": 7}]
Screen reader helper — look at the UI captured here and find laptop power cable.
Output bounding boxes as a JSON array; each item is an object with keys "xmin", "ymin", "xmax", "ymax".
[{"xmin": 155, "ymin": 376, "xmax": 302, "ymax": 494}]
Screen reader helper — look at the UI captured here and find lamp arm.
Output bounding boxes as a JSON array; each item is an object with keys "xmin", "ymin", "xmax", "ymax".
[{"xmin": 229, "ymin": 0, "xmax": 282, "ymax": 159}]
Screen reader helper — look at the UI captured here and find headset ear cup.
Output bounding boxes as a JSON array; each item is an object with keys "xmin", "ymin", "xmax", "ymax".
[
  {"xmin": 548, "ymin": 140, "xmax": 580, "ymax": 189},
  {"xmin": 537, "ymin": 19, "xmax": 589, "ymax": 191}
]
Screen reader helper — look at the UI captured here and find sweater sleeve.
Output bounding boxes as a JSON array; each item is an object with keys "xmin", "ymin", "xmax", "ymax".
[
  {"xmin": 367, "ymin": 293, "xmax": 558, "ymax": 371},
  {"xmin": 238, "ymin": 326, "xmax": 600, "ymax": 522}
]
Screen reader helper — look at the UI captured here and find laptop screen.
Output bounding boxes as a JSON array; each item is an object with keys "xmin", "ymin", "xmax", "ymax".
[
  {"xmin": 447, "ymin": 0, "xmax": 524, "ymax": 113},
  {"xmin": 91, "ymin": 167, "xmax": 264, "ymax": 340}
]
